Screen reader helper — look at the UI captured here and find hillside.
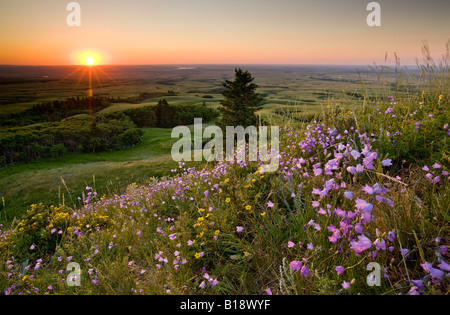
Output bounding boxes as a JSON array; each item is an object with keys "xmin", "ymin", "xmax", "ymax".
[{"xmin": 1, "ymin": 81, "xmax": 449, "ymax": 295}]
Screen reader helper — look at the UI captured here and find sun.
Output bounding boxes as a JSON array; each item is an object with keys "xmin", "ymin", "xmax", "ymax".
[
  {"xmin": 71, "ymin": 50, "xmax": 107, "ymax": 66},
  {"xmin": 84, "ymin": 56, "xmax": 95, "ymax": 66}
]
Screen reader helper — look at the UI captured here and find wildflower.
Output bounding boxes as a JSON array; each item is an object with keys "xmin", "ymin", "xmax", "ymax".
[
  {"xmin": 236, "ymin": 226, "xmax": 244, "ymax": 233},
  {"xmin": 195, "ymin": 253, "xmax": 201, "ymax": 259},
  {"xmin": 381, "ymin": 159, "xmax": 392, "ymax": 167},
  {"xmin": 335, "ymin": 266, "xmax": 345, "ymax": 275},
  {"xmin": 265, "ymin": 288, "xmax": 272, "ymax": 295},
  {"xmin": 437, "ymin": 261, "xmax": 450, "ymax": 272},
  {"xmin": 350, "ymin": 235, "xmax": 372, "ymax": 255},
  {"xmin": 289, "ymin": 261, "xmax": 302, "ymax": 272},
  {"xmin": 342, "ymin": 281, "xmax": 351, "ymax": 290},
  {"xmin": 260, "ymin": 212, "xmax": 266, "ymax": 216},
  {"xmin": 421, "ymin": 262, "xmax": 444, "ymax": 279},
  {"xmin": 432, "ymin": 163, "xmax": 441, "ymax": 169},
  {"xmin": 343, "ymin": 191, "xmax": 353, "ymax": 200},
  {"xmin": 307, "ymin": 243, "xmax": 314, "ymax": 250},
  {"xmin": 267, "ymin": 201, "xmax": 274, "ymax": 208},
  {"xmin": 288, "ymin": 241, "xmax": 295, "ymax": 248},
  {"xmin": 301, "ymin": 265, "xmax": 310, "ymax": 277},
  {"xmin": 225, "ymin": 198, "xmax": 231, "ymax": 203},
  {"xmin": 245, "ymin": 205, "xmax": 252, "ymax": 210},
  {"xmin": 407, "ymin": 286, "xmax": 420, "ymax": 295}
]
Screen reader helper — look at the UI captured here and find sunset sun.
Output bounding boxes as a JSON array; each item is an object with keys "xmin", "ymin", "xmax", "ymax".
[
  {"xmin": 71, "ymin": 50, "xmax": 107, "ymax": 66},
  {"xmin": 84, "ymin": 56, "xmax": 95, "ymax": 66}
]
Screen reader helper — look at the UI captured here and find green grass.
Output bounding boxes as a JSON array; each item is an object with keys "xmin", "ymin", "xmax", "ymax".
[
  {"xmin": 2, "ymin": 61, "xmax": 449, "ymax": 296},
  {"xmin": 0, "ymin": 128, "xmax": 178, "ymax": 223}
]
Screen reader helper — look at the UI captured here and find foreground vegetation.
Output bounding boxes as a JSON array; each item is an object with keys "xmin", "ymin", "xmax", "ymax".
[{"xmin": 1, "ymin": 56, "xmax": 449, "ymax": 295}]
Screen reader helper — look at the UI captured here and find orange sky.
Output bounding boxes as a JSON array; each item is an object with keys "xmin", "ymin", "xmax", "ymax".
[{"xmin": 1, "ymin": 0, "xmax": 449, "ymax": 65}]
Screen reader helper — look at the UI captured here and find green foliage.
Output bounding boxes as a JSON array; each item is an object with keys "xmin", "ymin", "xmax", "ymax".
[
  {"xmin": 0, "ymin": 97, "xmax": 110, "ymax": 128},
  {"xmin": 218, "ymin": 68, "xmax": 263, "ymax": 128},
  {"xmin": 0, "ymin": 115, "xmax": 142, "ymax": 165}
]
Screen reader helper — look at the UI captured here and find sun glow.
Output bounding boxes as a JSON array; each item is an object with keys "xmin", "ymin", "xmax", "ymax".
[
  {"xmin": 85, "ymin": 56, "xmax": 95, "ymax": 65},
  {"xmin": 71, "ymin": 50, "xmax": 107, "ymax": 66}
]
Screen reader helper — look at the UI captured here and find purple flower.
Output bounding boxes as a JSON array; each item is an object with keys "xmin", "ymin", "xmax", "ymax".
[
  {"xmin": 411, "ymin": 280, "xmax": 424, "ymax": 290},
  {"xmin": 438, "ymin": 261, "xmax": 450, "ymax": 272},
  {"xmin": 265, "ymin": 288, "xmax": 273, "ymax": 295},
  {"xmin": 342, "ymin": 281, "xmax": 351, "ymax": 290},
  {"xmin": 432, "ymin": 163, "xmax": 441, "ymax": 169},
  {"xmin": 236, "ymin": 226, "xmax": 244, "ymax": 233},
  {"xmin": 421, "ymin": 262, "xmax": 444, "ymax": 279},
  {"xmin": 267, "ymin": 201, "xmax": 275, "ymax": 208},
  {"xmin": 350, "ymin": 150, "xmax": 361, "ymax": 160},
  {"xmin": 343, "ymin": 191, "xmax": 353, "ymax": 200},
  {"xmin": 289, "ymin": 261, "xmax": 302, "ymax": 272},
  {"xmin": 407, "ymin": 286, "xmax": 420, "ymax": 295},
  {"xmin": 381, "ymin": 159, "xmax": 392, "ymax": 167},
  {"xmin": 350, "ymin": 235, "xmax": 372, "ymax": 255},
  {"xmin": 335, "ymin": 266, "xmax": 345, "ymax": 275},
  {"xmin": 355, "ymin": 198, "xmax": 373, "ymax": 222},
  {"xmin": 374, "ymin": 238, "xmax": 386, "ymax": 251},
  {"xmin": 287, "ymin": 241, "xmax": 295, "ymax": 248},
  {"xmin": 301, "ymin": 265, "xmax": 310, "ymax": 277}
]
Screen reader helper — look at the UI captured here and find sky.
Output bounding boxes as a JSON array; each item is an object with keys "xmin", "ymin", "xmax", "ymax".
[{"xmin": 0, "ymin": 0, "xmax": 449, "ymax": 65}]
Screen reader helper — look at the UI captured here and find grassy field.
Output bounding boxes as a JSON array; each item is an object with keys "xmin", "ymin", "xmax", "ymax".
[
  {"xmin": 2, "ymin": 62, "xmax": 448, "ymax": 296},
  {"xmin": 0, "ymin": 128, "xmax": 178, "ymax": 222},
  {"xmin": 0, "ymin": 65, "xmax": 386, "ymax": 223}
]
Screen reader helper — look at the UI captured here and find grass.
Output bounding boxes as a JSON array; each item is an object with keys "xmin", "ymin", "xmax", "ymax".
[
  {"xmin": 0, "ymin": 56, "xmax": 449, "ymax": 295},
  {"xmin": 0, "ymin": 128, "xmax": 177, "ymax": 222}
]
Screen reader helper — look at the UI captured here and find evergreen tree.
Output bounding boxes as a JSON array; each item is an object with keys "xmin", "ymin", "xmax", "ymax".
[{"xmin": 218, "ymin": 68, "xmax": 263, "ymax": 128}]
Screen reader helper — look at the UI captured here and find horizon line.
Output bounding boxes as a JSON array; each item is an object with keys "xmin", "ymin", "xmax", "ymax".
[{"xmin": 0, "ymin": 63, "xmax": 419, "ymax": 67}]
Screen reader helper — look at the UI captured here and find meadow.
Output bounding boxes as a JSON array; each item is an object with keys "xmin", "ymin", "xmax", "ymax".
[
  {"xmin": 0, "ymin": 64, "xmax": 379, "ymax": 220},
  {"xmin": 0, "ymin": 59, "xmax": 448, "ymax": 295}
]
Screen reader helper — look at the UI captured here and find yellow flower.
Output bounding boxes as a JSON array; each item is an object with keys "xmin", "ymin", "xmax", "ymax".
[
  {"xmin": 251, "ymin": 179, "xmax": 256, "ymax": 183},
  {"xmin": 22, "ymin": 275, "xmax": 28, "ymax": 281},
  {"xmin": 260, "ymin": 212, "xmax": 266, "ymax": 217},
  {"xmin": 197, "ymin": 217, "xmax": 204, "ymax": 222},
  {"xmin": 195, "ymin": 252, "xmax": 201, "ymax": 259},
  {"xmin": 198, "ymin": 208, "xmax": 205, "ymax": 213},
  {"xmin": 214, "ymin": 230, "xmax": 220, "ymax": 235},
  {"xmin": 245, "ymin": 205, "xmax": 252, "ymax": 211},
  {"xmin": 225, "ymin": 198, "xmax": 231, "ymax": 203},
  {"xmin": 224, "ymin": 178, "xmax": 230, "ymax": 183}
]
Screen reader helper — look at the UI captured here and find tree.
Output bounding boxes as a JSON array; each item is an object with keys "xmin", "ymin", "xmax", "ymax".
[{"xmin": 218, "ymin": 68, "xmax": 263, "ymax": 128}]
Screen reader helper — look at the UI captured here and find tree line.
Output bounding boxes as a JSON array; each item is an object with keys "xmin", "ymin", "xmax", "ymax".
[
  {"xmin": 101, "ymin": 100, "xmax": 219, "ymax": 128},
  {"xmin": 0, "ymin": 115, "xmax": 143, "ymax": 165},
  {"xmin": 0, "ymin": 97, "xmax": 110, "ymax": 128},
  {"xmin": 0, "ymin": 100, "xmax": 219, "ymax": 166}
]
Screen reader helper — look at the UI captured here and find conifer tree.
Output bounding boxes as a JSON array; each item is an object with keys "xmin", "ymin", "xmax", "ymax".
[{"xmin": 218, "ymin": 68, "xmax": 263, "ymax": 128}]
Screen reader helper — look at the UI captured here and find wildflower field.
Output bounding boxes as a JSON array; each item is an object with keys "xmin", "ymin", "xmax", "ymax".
[{"xmin": 1, "ymin": 60, "xmax": 449, "ymax": 296}]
